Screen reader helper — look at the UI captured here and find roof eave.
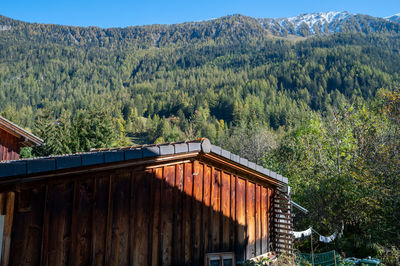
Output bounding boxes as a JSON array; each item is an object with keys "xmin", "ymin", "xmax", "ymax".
[
  {"xmin": 0, "ymin": 116, "xmax": 44, "ymax": 147},
  {"xmin": 201, "ymin": 152, "xmax": 288, "ymax": 188},
  {"xmin": 0, "ymin": 138, "xmax": 289, "ymax": 188}
]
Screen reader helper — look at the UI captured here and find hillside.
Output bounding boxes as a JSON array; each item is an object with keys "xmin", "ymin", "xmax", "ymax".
[
  {"xmin": 261, "ymin": 11, "xmax": 400, "ymax": 36},
  {"xmin": 0, "ymin": 12, "xmax": 399, "ymax": 145},
  {"xmin": 1, "ymin": 13, "xmax": 400, "ymax": 261},
  {"xmin": 1, "ymin": 13, "xmax": 400, "ymax": 134},
  {"xmin": 1, "ymin": 12, "xmax": 400, "ymax": 48}
]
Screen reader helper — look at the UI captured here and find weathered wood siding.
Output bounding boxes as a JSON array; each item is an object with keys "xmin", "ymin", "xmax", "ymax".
[
  {"xmin": 7, "ymin": 160, "xmax": 275, "ymax": 265},
  {"xmin": 0, "ymin": 129, "xmax": 20, "ymax": 161}
]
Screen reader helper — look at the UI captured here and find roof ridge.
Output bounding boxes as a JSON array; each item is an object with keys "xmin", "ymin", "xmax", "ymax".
[
  {"xmin": 0, "ymin": 138, "xmax": 287, "ymax": 184},
  {"xmin": 90, "ymin": 138, "xmax": 208, "ymax": 151}
]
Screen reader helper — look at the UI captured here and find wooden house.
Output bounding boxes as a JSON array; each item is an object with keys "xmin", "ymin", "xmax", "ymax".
[
  {"xmin": 0, "ymin": 115, "xmax": 44, "ymax": 161},
  {"xmin": 0, "ymin": 138, "xmax": 292, "ymax": 265}
]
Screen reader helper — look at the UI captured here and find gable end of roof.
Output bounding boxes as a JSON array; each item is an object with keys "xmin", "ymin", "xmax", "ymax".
[{"xmin": 0, "ymin": 115, "xmax": 44, "ymax": 147}]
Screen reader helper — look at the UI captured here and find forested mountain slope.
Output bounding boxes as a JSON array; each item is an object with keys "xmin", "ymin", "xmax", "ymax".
[
  {"xmin": 1, "ymin": 11, "xmax": 400, "ymax": 47},
  {"xmin": 1, "ymin": 13, "xmax": 400, "ymax": 262},
  {"xmin": 1, "ymin": 13, "xmax": 400, "ymax": 136}
]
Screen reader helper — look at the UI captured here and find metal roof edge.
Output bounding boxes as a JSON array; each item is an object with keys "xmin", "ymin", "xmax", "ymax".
[
  {"xmin": 0, "ymin": 138, "xmax": 289, "ymax": 185},
  {"xmin": 208, "ymin": 144, "xmax": 289, "ymax": 185}
]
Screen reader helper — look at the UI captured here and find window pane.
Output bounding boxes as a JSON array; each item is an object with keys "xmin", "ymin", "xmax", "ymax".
[
  {"xmin": 223, "ymin": 258, "xmax": 233, "ymax": 266},
  {"xmin": 210, "ymin": 259, "xmax": 220, "ymax": 266}
]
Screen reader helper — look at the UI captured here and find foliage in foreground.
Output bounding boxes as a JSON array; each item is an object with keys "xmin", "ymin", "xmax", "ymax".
[
  {"xmin": 238, "ymin": 252, "xmax": 296, "ymax": 266},
  {"xmin": 9, "ymin": 86, "xmax": 400, "ymax": 263},
  {"xmin": 1, "ymin": 17, "xmax": 399, "ymax": 260},
  {"xmin": 263, "ymin": 89, "xmax": 400, "ymax": 261},
  {"xmin": 9, "ymin": 87, "xmax": 400, "ymax": 263}
]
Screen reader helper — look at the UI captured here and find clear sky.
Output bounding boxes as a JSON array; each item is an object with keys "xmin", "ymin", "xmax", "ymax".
[{"xmin": 1, "ymin": 0, "xmax": 399, "ymax": 28}]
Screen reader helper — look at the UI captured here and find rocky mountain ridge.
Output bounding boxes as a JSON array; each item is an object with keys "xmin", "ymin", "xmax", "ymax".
[{"xmin": 0, "ymin": 11, "xmax": 399, "ymax": 48}]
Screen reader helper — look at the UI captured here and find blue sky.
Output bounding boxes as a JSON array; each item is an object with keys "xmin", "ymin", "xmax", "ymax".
[{"xmin": 1, "ymin": 0, "xmax": 399, "ymax": 28}]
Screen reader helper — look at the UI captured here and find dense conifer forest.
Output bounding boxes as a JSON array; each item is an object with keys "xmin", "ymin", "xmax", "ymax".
[{"xmin": 1, "ymin": 14, "xmax": 399, "ymax": 263}]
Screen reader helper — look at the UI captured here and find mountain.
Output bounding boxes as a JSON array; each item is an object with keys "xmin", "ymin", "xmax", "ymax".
[
  {"xmin": 1, "ymin": 13, "xmax": 399, "ymax": 262},
  {"xmin": 385, "ymin": 13, "xmax": 400, "ymax": 23},
  {"xmin": 260, "ymin": 11, "xmax": 351, "ymax": 36},
  {"xmin": 260, "ymin": 11, "xmax": 400, "ymax": 36},
  {"xmin": 0, "ymin": 11, "xmax": 400, "ymax": 49},
  {"xmin": 1, "ymin": 11, "xmax": 400, "ymax": 139}
]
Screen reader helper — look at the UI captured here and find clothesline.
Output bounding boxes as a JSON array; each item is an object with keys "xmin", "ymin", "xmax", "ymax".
[
  {"xmin": 292, "ymin": 227, "xmax": 312, "ymax": 238},
  {"xmin": 292, "ymin": 223, "xmax": 344, "ymax": 243}
]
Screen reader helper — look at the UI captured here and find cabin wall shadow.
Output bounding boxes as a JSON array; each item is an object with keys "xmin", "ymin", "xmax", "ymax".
[
  {"xmin": 8, "ymin": 160, "xmax": 275, "ymax": 266},
  {"xmin": 0, "ymin": 129, "xmax": 20, "ymax": 161}
]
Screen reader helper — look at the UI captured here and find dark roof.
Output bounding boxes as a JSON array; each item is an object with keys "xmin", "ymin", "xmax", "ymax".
[
  {"xmin": 0, "ymin": 138, "xmax": 288, "ymax": 185},
  {"xmin": 0, "ymin": 115, "xmax": 44, "ymax": 147}
]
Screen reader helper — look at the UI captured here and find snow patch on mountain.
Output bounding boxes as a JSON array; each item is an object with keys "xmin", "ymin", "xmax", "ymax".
[
  {"xmin": 258, "ymin": 11, "xmax": 352, "ymax": 36},
  {"xmin": 256, "ymin": 11, "xmax": 400, "ymax": 37},
  {"xmin": 284, "ymin": 11, "xmax": 350, "ymax": 33},
  {"xmin": 385, "ymin": 13, "xmax": 400, "ymax": 23}
]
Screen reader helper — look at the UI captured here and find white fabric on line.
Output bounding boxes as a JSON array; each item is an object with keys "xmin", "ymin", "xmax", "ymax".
[
  {"xmin": 292, "ymin": 227, "xmax": 312, "ymax": 238},
  {"xmin": 318, "ymin": 223, "xmax": 344, "ymax": 243},
  {"xmin": 319, "ymin": 232, "xmax": 337, "ymax": 243}
]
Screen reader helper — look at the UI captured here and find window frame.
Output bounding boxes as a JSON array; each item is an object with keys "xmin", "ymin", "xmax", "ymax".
[{"xmin": 204, "ymin": 252, "xmax": 235, "ymax": 266}]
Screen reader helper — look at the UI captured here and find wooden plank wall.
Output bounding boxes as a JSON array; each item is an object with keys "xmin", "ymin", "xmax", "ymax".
[
  {"xmin": 8, "ymin": 160, "xmax": 274, "ymax": 266},
  {"xmin": 0, "ymin": 192, "xmax": 15, "ymax": 266},
  {"xmin": 0, "ymin": 129, "xmax": 20, "ymax": 161}
]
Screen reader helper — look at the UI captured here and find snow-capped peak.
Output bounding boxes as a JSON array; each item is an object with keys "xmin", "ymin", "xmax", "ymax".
[
  {"xmin": 385, "ymin": 13, "xmax": 400, "ymax": 23},
  {"xmin": 384, "ymin": 13, "xmax": 400, "ymax": 18},
  {"xmin": 284, "ymin": 11, "xmax": 350, "ymax": 33},
  {"xmin": 259, "ymin": 11, "xmax": 353, "ymax": 36},
  {"xmin": 285, "ymin": 11, "xmax": 350, "ymax": 26}
]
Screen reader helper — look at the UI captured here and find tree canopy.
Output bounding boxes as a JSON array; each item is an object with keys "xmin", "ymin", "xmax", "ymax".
[{"xmin": 1, "ymin": 15, "xmax": 400, "ymax": 263}]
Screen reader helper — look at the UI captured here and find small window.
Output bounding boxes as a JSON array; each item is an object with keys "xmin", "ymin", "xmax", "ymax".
[{"xmin": 205, "ymin": 252, "xmax": 235, "ymax": 266}]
